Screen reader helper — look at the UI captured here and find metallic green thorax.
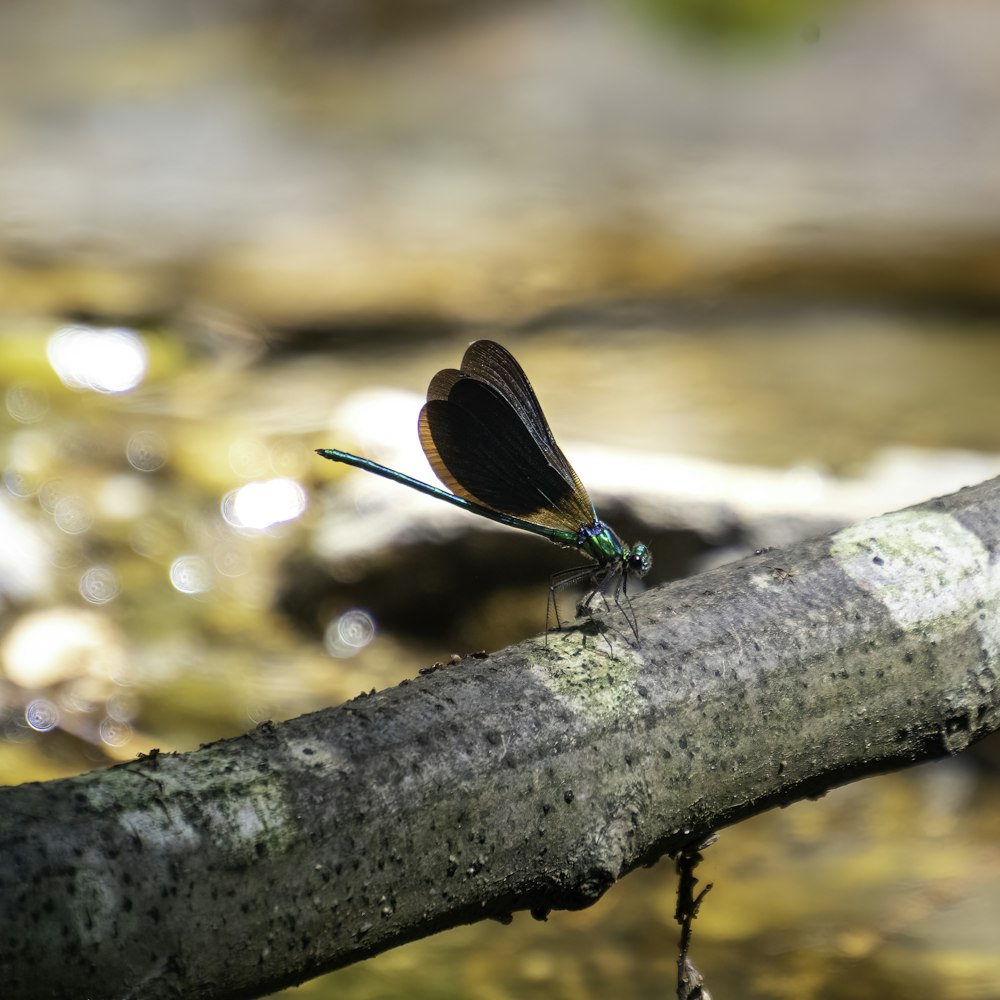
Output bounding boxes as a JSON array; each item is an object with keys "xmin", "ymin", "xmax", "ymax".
[
  {"xmin": 576, "ymin": 520, "xmax": 653, "ymax": 578},
  {"xmin": 579, "ymin": 520, "xmax": 625, "ymax": 564}
]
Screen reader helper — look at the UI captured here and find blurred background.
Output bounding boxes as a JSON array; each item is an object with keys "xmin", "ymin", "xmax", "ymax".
[{"xmin": 2, "ymin": 0, "xmax": 1000, "ymax": 997}]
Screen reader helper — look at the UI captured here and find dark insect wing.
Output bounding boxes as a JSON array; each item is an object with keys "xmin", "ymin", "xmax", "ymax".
[
  {"xmin": 419, "ymin": 378, "xmax": 586, "ymax": 537},
  {"xmin": 459, "ymin": 340, "xmax": 596, "ymax": 524},
  {"xmin": 420, "ymin": 374, "xmax": 541, "ymax": 513},
  {"xmin": 419, "ymin": 341, "xmax": 595, "ymax": 536},
  {"xmin": 458, "ymin": 341, "xmax": 579, "ymax": 487}
]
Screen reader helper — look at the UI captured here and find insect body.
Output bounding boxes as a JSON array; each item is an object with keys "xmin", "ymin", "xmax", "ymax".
[{"xmin": 317, "ymin": 340, "xmax": 651, "ymax": 636}]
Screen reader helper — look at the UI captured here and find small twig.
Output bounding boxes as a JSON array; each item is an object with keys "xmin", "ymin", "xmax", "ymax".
[{"xmin": 673, "ymin": 833, "xmax": 717, "ymax": 1000}]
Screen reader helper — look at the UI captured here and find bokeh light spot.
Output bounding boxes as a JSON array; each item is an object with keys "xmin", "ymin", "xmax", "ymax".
[
  {"xmin": 169, "ymin": 554, "xmax": 213, "ymax": 594},
  {"xmin": 80, "ymin": 565, "xmax": 121, "ymax": 605},
  {"xmin": 324, "ymin": 609, "xmax": 376, "ymax": 658},
  {"xmin": 126, "ymin": 431, "xmax": 168, "ymax": 472},
  {"xmin": 105, "ymin": 692, "xmax": 138, "ymax": 723},
  {"xmin": 25, "ymin": 699, "xmax": 60, "ymax": 732},
  {"xmin": 5, "ymin": 382, "xmax": 49, "ymax": 423},
  {"xmin": 47, "ymin": 324, "xmax": 147, "ymax": 394},
  {"xmin": 1, "ymin": 608, "xmax": 126, "ymax": 687},
  {"xmin": 38, "ymin": 478, "xmax": 67, "ymax": 513},
  {"xmin": 3, "ymin": 467, "xmax": 38, "ymax": 499},
  {"xmin": 99, "ymin": 717, "xmax": 133, "ymax": 747},
  {"xmin": 222, "ymin": 478, "xmax": 307, "ymax": 531},
  {"xmin": 52, "ymin": 494, "xmax": 93, "ymax": 535}
]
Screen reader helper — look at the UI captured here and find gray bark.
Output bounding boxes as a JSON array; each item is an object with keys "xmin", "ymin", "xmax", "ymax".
[{"xmin": 3, "ymin": 476, "xmax": 1000, "ymax": 1000}]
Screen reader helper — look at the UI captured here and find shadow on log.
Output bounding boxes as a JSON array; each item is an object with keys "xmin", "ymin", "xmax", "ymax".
[{"xmin": 3, "ymin": 477, "xmax": 1000, "ymax": 1000}]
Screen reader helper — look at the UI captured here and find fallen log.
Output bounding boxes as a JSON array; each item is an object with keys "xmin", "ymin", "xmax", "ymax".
[{"xmin": 2, "ymin": 476, "xmax": 999, "ymax": 1000}]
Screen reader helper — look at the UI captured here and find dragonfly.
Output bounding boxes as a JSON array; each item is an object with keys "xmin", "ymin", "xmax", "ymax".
[{"xmin": 317, "ymin": 340, "xmax": 651, "ymax": 638}]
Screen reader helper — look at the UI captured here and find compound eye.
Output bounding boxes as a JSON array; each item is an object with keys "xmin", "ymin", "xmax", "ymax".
[{"xmin": 629, "ymin": 543, "xmax": 652, "ymax": 577}]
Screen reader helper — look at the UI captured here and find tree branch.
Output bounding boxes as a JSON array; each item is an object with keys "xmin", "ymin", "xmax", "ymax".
[{"xmin": 3, "ymin": 477, "xmax": 1000, "ymax": 1000}]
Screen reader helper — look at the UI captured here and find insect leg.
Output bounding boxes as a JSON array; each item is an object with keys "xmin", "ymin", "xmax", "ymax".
[
  {"xmin": 547, "ymin": 564, "xmax": 597, "ymax": 634},
  {"xmin": 612, "ymin": 568, "xmax": 639, "ymax": 641}
]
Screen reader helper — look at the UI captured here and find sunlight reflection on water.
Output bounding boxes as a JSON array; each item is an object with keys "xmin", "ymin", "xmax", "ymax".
[
  {"xmin": 79, "ymin": 565, "xmax": 120, "ymax": 605},
  {"xmin": 47, "ymin": 325, "xmax": 147, "ymax": 394},
  {"xmin": 222, "ymin": 478, "xmax": 307, "ymax": 531},
  {"xmin": 169, "ymin": 554, "xmax": 213, "ymax": 594},
  {"xmin": 323, "ymin": 609, "xmax": 376, "ymax": 658}
]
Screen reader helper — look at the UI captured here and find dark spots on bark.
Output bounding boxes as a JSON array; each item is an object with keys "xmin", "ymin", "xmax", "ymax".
[{"xmin": 946, "ymin": 714, "xmax": 970, "ymax": 735}]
